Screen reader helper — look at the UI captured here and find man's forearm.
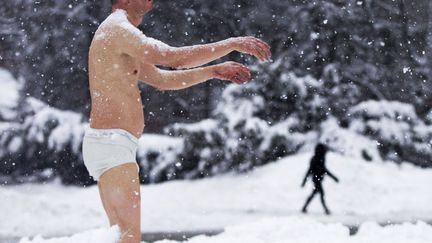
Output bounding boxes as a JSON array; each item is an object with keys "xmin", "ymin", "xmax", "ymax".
[
  {"xmin": 168, "ymin": 39, "xmax": 235, "ymax": 69},
  {"xmin": 158, "ymin": 65, "xmax": 216, "ymax": 90}
]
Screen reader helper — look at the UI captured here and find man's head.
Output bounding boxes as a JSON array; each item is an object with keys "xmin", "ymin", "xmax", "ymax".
[
  {"xmin": 315, "ymin": 143, "xmax": 328, "ymax": 156},
  {"xmin": 112, "ymin": 0, "xmax": 153, "ymax": 17}
]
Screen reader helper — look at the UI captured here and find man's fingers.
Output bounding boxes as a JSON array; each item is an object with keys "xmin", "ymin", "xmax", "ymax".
[
  {"xmin": 250, "ymin": 42, "xmax": 267, "ymax": 61},
  {"xmin": 256, "ymin": 38, "xmax": 271, "ymax": 52},
  {"xmin": 256, "ymin": 47, "xmax": 268, "ymax": 61},
  {"xmin": 233, "ymin": 64, "xmax": 252, "ymax": 79},
  {"xmin": 232, "ymin": 62, "xmax": 249, "ymax": 69},
  {"xmin": 235, "ymin": 66, "xmax": 252, "ymax": 83},
  {"xmin": 252, "ymin": 39, "xmax": 271, "ymax": 60},
  {"xmin": 246, "ymin": 37, "xmax": 271, "ymax": 60},
  {"xmin": 229, "ymin": 71, "xmax": 250, "ymax": 84},
  {"xmin": 230, "ymin": 61, "xmax": 248, "ymax": 70},
  {"xmin": 218, "ymin": 62, "xmax": 252, "ymax": 84},
  {"xmin": 248, "ymin": 36, "xmax": 271, "ymax": 51},
  {"xmin": 250, "ymin": 47, "xmax": 266, "ymax": 61},
  {"xmin": 245, "ymin": 42, "xmax": 269, "ymax": 61},
  {"xmin": 241, "ymin": 67, "xmax": 252, "ymax": 80},
  {"xmin": 236, "ymin": 70, "xmax": 250, "ymax": 82},
  {"xmin": 238, "ymin": 39, "xmax": 265, "ymax": 61},
  {"xmin": 231, "ymin": 75, "xmax": 243, "ymax": 84},
  {"xmin": 234, "ymin": 74, "xmax": 249, "ymax": 84},
  {"xmin": 233, "ymin": 77, "xmax": 243, "ymax": 84}
]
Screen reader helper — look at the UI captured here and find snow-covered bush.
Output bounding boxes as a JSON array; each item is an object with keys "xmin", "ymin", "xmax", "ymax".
[
  {"xmin": 426, "ymin": 109, "xmax": 432, "ymax": 125},
  {"xmin": 347, "ymin": 100, "xmax": 432, "ymax": 166},
  {"xmin": 0, "ymin": 69, "xmax": 91, "ymax": 184},
  {"xmin": 159, "ymin": 60, "xmax": 325, "ymax": 180},
  {"xmin": 0, "ymin": 97, "xmax": 89, "ymax": 185},
  {"xmin": 0, "ymin": 68, "xmax": 186, "ymax": 185},
  {"xmin": 136, "ymin": 134, "xmax": 184, "ymax": 183},
  {"xmin": 0, "ymin": 97, "xmax": 186, "ymax": 185},
  {"xmin": 319, "ymin": 117, "xmax": 382, "ymax": 162},
  {"xmin": 0, "ymin": 68, "xmax": 23, "ymax": 121}
]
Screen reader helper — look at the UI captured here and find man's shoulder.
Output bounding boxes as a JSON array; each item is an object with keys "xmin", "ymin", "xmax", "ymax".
[
  {"xmin": 95, "ymin": 12, "xmax": 142, "ymax": 41},
  {"xmin": 94, "ymin": 22, "xmax": 140, "ymax": 44}
]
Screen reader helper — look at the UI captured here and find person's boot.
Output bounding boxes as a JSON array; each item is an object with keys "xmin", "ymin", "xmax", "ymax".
[{"xmin": 301, "ymin": 207, "xmax": 308, "ymax": 214}]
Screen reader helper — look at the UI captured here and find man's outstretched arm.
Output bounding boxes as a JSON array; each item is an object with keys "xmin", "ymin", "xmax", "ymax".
[
  {"xmin": 117, "ymin": 27, "xmax": 271, "ymax": 69},
  {"xmin": 139, "ymin": 61, "xmax": 251, "ymax": 91},
  {"xmin": 153, "ymin": 37, "xmax": 272, "ymax": 69},
  {"xmin": 301, "ymin": 168, "xmax": 311, "ymax": 187},
  {"xmin": 326, "ymin": 169, "xmax": 339, "ymax": 183}
]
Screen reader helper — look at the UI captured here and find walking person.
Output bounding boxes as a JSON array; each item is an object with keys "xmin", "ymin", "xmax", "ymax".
[{"xmin": 301, "ymin": 143, "xmax": 339, "ymax": 215}]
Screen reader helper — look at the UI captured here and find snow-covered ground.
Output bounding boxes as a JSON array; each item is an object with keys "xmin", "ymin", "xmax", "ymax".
[
  {"xmin": 2, "ymin": 152, "xmax": 432, "ymax": 242},
  {"xmin": 18, "ymin": 218, "xmax": 432, "ymax": 243}
]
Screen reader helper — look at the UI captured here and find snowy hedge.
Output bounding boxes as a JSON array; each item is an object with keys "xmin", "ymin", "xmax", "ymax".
[
  {"xmin": 0, "ymin": 97, "xmax": 89, "ymax": 185},
  {"xmin": 157, "ymin": 61, "xmax": 325, "ymax": 180},
  {"xmin": 318, "ymin": 117, "xmax": 383, "ymax": 163},
  {"xmin": 2, "ymin": 65, "xmax": 432, "ymax": 186},
  {"xmin": 347, "ymin": 100, "xmax": 432, "ymax": 167},
  {"xmin": 0, "ymin": 68, "xmax": 23, "ymax": 121},
  {"xmin": 0, "ymin": 95, "xmax": 185, "ymax": 185}
]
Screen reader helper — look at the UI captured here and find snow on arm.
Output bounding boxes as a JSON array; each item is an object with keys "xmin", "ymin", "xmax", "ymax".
[
  {"xmin": 98, "ymin": 9, "xmax": 235, "ymax": 69},
  {"xmin": 116, "ymin": 21, "xmax": 173, "ymax": 58},
  {"xmin": 96, "ymin": 9, "xmax": 174, "ymax": 65}
]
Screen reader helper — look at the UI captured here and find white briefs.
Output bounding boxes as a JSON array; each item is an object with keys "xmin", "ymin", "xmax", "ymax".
[{"xmin": 82, "ymin": 127, "xmax": 140, "ymax": 181}]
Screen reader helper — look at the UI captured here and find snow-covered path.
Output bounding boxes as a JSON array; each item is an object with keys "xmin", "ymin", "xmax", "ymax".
[
  {"xmin": 2, "ymin": 153, "xmax": 432, "ymax": 241},
  {"xmin": 16, "ymin": 218, "xmax": 432, "ymax": 243}
]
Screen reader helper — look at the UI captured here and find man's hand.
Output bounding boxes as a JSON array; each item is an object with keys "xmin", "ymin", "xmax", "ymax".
[
  {"xmin": 212, "ymin": 61, "xmax": 252, "ymax": 84},
  {"xmin": 301, "ymin": 181, "xmax": 306, "ymax": 188},
  {"xmin": 230, "ymin": 36, "xmax": 272, "ymax": 62}
]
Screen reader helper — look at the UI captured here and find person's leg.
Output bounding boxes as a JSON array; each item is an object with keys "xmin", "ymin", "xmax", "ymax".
[
  {"xmin": 318, "ymin": 185, "xmax": 330, "ymax": 215},
  {"xmin": 301, "ymin": 188, "xmax": 318, "ymax": 213},
  {"xmin": 98, "ymin": 163, "xmax": 141, "ymax": 243}
]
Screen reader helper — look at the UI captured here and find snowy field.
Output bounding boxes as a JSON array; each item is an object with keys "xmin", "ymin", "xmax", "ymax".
[
  {"xmin": 17, "ymin": 218, "xmax": 432, "ymax": 243},
  {"xmin": 2, "ymin": 152, "xmax": 432, "ymax": 242}
]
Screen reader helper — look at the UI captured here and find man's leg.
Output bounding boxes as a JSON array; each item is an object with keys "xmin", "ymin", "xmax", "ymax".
[
  {"xmin": 98, "ymin": 163, "xmax": 141, "ymax": 243},
  {"xmin": 318, "ymin": 185, "xmax": 330, "ymax": 215},
  {"xmin": 301, "ymin": 188, "xmax": 317, "ymax": 213}
]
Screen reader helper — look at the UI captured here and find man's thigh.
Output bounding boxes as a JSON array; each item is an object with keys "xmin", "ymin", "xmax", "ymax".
[{"xmin": 98, "ymin": 163, "xmax": 141, "ymax": 223}]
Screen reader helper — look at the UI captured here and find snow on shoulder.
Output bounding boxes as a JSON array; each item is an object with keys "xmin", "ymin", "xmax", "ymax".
[{"xmin": 95, "ymin": 9, "xmax": 172, "ymax": 55}]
